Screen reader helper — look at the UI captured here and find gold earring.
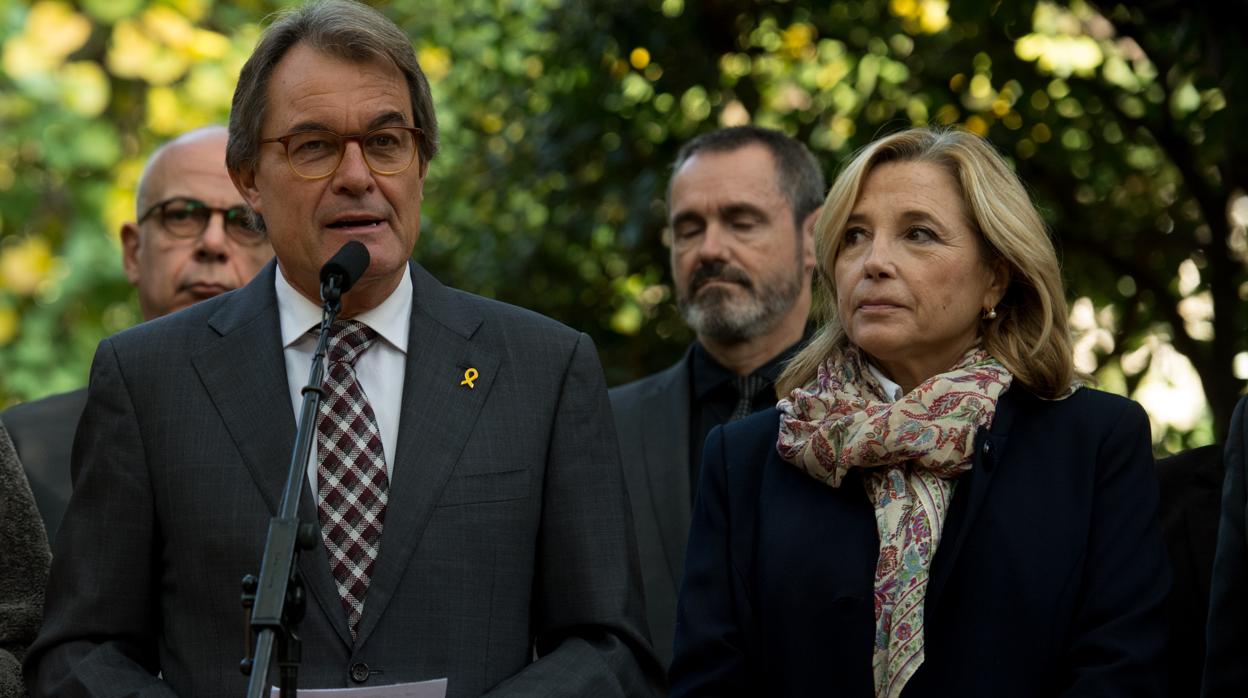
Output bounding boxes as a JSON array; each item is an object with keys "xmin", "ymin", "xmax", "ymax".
[{"xmin": 982, "ymin": 306, "xmax": 997, "ymax": 320}]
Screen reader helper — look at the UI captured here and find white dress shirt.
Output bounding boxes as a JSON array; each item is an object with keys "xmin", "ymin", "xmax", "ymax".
[
  {"xmin": 275, "ymin": 266, "xmax": 412, "ymax": 490},
  {"xmin": 867, "ymin": 363, "xmax": 903, "ymax": 403}
]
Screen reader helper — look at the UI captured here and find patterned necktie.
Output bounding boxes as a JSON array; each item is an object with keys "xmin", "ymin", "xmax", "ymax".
[
  {"xmin": 315, "ymin": 320, "xmax": 389, "ymax": 638},
  {"xmin": 729, "ymin": 374, "xmax": 768, "ymax": 421}
]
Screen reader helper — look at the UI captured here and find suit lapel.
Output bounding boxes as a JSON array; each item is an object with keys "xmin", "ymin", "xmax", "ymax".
[
  {"xmin": 640, "ymin": 357, "xmax": 693, "ymax": 589},
  {"xmin": 353, "ymin": 263, "xmax": 498, "ymax": 645},
  {"xmin": 925, "ymin": 387, "xmax": 1019, "ymax": 609},
  {"xmin": 190, "ymin": 261, "xmax": 352, "ymax": 646}
]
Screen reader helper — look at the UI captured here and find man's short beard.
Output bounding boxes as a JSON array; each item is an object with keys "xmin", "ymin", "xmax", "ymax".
[{"xmin": 678, "ymin": 262, "xmax": 803, "ymax": 345}]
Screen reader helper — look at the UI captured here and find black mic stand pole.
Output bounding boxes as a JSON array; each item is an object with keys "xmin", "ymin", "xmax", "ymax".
[{"xmin": 241, "ymin": 273, "xmax": 347, "ymax": 698}]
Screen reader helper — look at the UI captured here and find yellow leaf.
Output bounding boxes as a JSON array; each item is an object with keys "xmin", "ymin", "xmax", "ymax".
[
  {"xmin": 918, "ymin": 0, "xmax": 951, "ymax": 34},
  {"xmin": 964, "ymin": 114, "xmax": 990, "ymax": 136},
  {"xmin": 523, "ymin": 55, "xmax": 543, "ymax": 79},
  {"xmin": 480, "ymin": 113, "xmax": 504, "ymax": 134},
  {"xmin": 781, "ymin": 23, "xmax": 815, "ymax": 58},
  {"xmin": 890, "ymin": 0, "xmax": 918, "ymax": 19},
  {"xmin": 166, "ymin": 0, "xmax": 210, "ymax": 22},
  {"xmin": 108, "ymin": 16, "xmax": 190, "ymax": 85},
  {"xmin": 418, "ymin": 46, "xmax": 452, "ymax": 82},
  {"xmin": 0, "ymin": 237, "xmax": 56, "ymax": 296},
  {"xmin": 144, "ymin": 85, "xmax": 219, "ymax": 136},
  {"xmin": 58, "ymin": 61, "xmax": 111, "ymax": 117},
  {"xmin": 186, "ymin": 28, "xmax": 230, "ymax": 61},
  {"xmin": 969, "ymin": 73, "xmax": 993, "ymax": 100},
  {"xmin": 610, "ymin": 303, "xmax": 642, "ymax": 335},
  {"xmin": 108, "ymin": 20, "xmax": 159, "ymax": 79},
  {"xmin": 106, "ymin": 159, "xmax": 146, "ymax": 236},
  {"xmin": 146, "ymin": 86, "xmax": 183, "ymax": 135},
  {"xmin": 1, "ymin": 37, "xmax": 53, "ymax": 79},
  {"xmin": 891, "ymin": 0, "xmax": 949, "ymax": 35},
  {"xmin": 934, "ymin": 103, "xmax": 960, "ymax": 125},
  {"xmin": 26, "ymin": 1, "xmax": 92, "ymax": 58},
  {"xmin": 815, "ymin": 59, "xmax": 850, "ymax": 90},
  {"xmin": 144, "ymin": 47, "xmax": 191, "ymax": 86},
  {"xmin": 0, "ymin": 306, "xmax": 17, "ymax": 346},
  {"xmin": 629, "ymin": 47, "xmax": 650, "ymax": 70},
  {"xmin": 183, "ymin": 63, "xmax": 235, "ymax": 112},
  {"xmin": 143, "ymin": 6, "xmax": 196, "ymax": 50}
]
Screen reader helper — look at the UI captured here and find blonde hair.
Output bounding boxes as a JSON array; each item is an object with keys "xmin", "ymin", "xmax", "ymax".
[{"xmin": 777, "ymin": 127, "xmax": 1075, "ymax": 399}]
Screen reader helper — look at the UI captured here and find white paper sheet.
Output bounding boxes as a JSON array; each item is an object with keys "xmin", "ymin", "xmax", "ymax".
[{"xmin": 270, "ymin": 678, "xmax": 447, "ymax": 697}]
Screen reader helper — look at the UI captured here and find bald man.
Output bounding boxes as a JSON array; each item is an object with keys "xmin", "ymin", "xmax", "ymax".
[{"xmin": 2, "ymin": 126, "xmax": 274, "ymax": 542}]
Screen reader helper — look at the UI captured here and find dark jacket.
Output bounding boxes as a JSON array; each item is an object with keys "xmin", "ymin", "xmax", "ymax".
[
  {"xmin": 1156, "ymin": 444, "xmax": 1222, "ymax": 697},
  {"xmin": 1203, "ymin": 396, "xmax": 1248, "ymax": 697},
  {"xmin": 1, "ymin": 388, "xmax": 84, "ymax": 542},
  {"xmin": 610, "ymin": 355, "xmax": 693, "ymax": 667},
  {"xmin": 671, "ymin": 386, "xmax": 1169, "ymax": 697},
  {"xmin": 25, "ymin": 261, "xmax": 662, "ymax": 698}
]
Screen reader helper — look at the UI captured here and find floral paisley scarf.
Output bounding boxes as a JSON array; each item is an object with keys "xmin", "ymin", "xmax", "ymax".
[{"xmin": 776, "ymin": 344, "xmax": 1012, "ymax": 698}]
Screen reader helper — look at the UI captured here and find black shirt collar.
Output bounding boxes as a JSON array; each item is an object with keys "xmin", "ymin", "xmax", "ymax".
[{"xmin": 690, "ymin": 335, "xmax": 806, "ymax": 401}]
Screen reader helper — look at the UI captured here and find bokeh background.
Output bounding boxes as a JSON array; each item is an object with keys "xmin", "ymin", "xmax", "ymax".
[{"xmin": 0, "ymin": 0, "xmax": 1243, "ymax": 452}]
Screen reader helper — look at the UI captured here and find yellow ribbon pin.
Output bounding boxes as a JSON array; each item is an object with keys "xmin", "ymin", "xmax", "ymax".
[{"xmin": 460, "ymin": 367, "xmax": 478, "ymax": 389}]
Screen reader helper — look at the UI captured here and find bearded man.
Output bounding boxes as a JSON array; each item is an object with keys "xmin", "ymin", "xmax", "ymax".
[{"xmin": 609, "ymin": 126, "xmax": 824, "ymax": 666}]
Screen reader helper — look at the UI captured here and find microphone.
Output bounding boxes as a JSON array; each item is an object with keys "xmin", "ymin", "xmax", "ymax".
[
  {"xmin": 242, "ymin": 240, "xmax": 371, "ymax": 695},
  {"xmin": 319, "ymin": 241, "xmax": 371, "ymax": 296}
]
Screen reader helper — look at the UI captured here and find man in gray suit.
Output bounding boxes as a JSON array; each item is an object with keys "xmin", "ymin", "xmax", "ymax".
[
  {"xmin": 1, "ymin": 125, "xmax": 273, "ymax": 542},
  {"xmin": 610, "ymin": 126, "xmax": 824, "ymax": 665},
  {"xmin": 26, "ymin": 2, "xmax": 661, "ymax": 696}
]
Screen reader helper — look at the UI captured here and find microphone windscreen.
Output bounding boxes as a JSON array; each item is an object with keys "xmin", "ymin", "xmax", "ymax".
[{"xmin": 319, "ymin": 241, "xmax": 371, "ymax": 293}]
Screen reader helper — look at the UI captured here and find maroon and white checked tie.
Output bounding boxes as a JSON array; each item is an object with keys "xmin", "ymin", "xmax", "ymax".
[{"xmin": 315, "ymin": 320, "xmax": 389, "ymax": 638}]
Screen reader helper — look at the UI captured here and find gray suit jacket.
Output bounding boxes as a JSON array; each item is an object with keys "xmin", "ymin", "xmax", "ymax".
[
  {"xmin": 609, "ymin": 354, "xmax": 692, "ymax": 668},
  {"xmin": 1, "ymin": 421, "xmax": 50, "ymax": 697},
  {"xmin": 1, "ymin": 388, "xmax": 85, "ymax": 543},
  {"xmin": 26, "ymin": 261, "xmax": 663, "ymax": 697}
]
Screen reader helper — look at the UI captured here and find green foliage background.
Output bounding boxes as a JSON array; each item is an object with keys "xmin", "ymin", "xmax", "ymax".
[{"xmin": 0, "ymin": 0, "xmax": 1244, "ymax": 453}]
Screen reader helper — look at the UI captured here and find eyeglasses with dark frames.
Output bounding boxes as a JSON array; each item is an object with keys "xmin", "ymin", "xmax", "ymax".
[
  {"xmin": 138, "ymin": 197, "xmax": 266, "ymax": 246},
  {"xmin": 260, "ymin": 126, "xmax": 424, "ymax": 179}
]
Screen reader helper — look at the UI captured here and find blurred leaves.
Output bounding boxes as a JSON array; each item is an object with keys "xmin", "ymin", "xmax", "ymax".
[{"xmin": 0, "ymin": 0, "xmax": 1243, "ymax": 450}]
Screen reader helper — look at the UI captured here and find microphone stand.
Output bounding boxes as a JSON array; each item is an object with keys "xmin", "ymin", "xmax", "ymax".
[{"xmin": 241, "ymin": 273, "xmax": 346, "ymax": 698}]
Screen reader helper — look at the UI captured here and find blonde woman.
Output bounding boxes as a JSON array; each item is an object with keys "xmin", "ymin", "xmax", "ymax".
[{"xmin": 670, "ymin": 128, "xmax": 1168, "ymax": 697}]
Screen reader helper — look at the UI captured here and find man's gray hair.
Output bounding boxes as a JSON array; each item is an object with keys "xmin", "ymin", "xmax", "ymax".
[
  {"xmin": 669, "ymin": 125, "xmax": 825, "ymax": 228},
  {"xmin": 225, "ymin": 0, "xmax": 439, "ymax": 176}
]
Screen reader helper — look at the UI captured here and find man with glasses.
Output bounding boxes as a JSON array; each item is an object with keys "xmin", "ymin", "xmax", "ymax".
[
  {"xmin": 1, "ymin": 125, "xmax": 272, "ymax": 543},
  {"xmin": 26, "ymin": 2, "xmax": 661, "ymax": 696},
  {"xmin": 123, "ymin": 126, "xmax": 273, "ymax": 320}
]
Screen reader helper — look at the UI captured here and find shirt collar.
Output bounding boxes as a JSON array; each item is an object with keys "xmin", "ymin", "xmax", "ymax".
[
  {"xmin": 275, "ymin": 263, "xmax": 412, "ymax": 354},
  {"xmin": 690, "ymin": 343, "xmax": 736, "ymax": 400},
  {"xmin": 866, "ymin": 363, "xmax": 903, "ymax": 402},
  {"xmin": 690, "ymin": 336, "xmax": 806, "ymax": 401}
]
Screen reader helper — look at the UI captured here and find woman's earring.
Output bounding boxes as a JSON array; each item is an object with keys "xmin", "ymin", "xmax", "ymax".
[{"xmin": 982, "ymin": 306, "xmax": 998, "ymax": 320}]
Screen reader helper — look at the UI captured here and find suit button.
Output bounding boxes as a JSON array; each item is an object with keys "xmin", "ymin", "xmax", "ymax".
[{"xmin": 350, "ymin": 662, "xmax": 370, "ymax": 683}]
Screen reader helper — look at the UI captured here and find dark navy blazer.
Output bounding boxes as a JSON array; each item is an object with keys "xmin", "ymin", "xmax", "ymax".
[
  {"xmin": 671, "ymin": 386, "xmax": 1170, "ymax": 697},
  {"xmin": 1203, "ymin": 395, "xmax": 1248, "ymax": 697}
]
